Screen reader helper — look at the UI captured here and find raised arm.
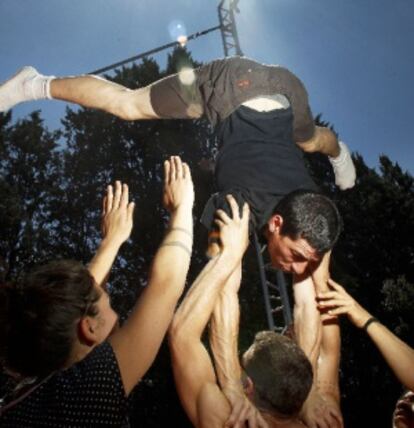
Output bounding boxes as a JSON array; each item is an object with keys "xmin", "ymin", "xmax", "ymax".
[
  {"xmin": 293, "ymin": 273, "xmax": 322, "ymax": 371},
  {"xmin": 209, "ymin": 266, "xmax": 268, "ymax": 428},
  {"xmin": 169, "ymin": 196, "xmax": 249, "ymax": 427},
  {"xmin": 298, "ymin": 252, "xmax": 343, "ymax": 428},
  {"xmin": 318, "ymin": 278, "xmax": 414, "ymax": 392},
  {"xmin": 109, "ymin": 156, "xmax": 194, "ymax": 395},
  {"xmin": 88, "ymin": 181, "xmax": 135, "ymax": 288}
]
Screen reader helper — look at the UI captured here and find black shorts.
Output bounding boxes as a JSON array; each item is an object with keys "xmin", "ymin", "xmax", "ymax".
[{"xmin": 150, "ymin": 56, "xmax": 315, "ymax": 142}]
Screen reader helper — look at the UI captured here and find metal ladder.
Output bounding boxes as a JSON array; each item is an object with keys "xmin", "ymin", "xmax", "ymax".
[{"xmin": 252, "ymin": 232, "xmax": 293, "ymax": 333}]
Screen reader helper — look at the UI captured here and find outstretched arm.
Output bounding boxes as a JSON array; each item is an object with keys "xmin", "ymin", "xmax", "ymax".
[
  {"xmin": 209, "ymin": 266, "xmax": 268, "ymax": 428},
  {"xmin": 298, "ymin": 252, "xmax": 343, "ymax": 428},
  {"xmin": 293, "ymin": 274, "xmax": 322, "ymax": 371},
  {"xmin": 88, "ymin": 181, "xmax": 135, "ymax": 288},
  {"xmin": 169, "ymin": 196, "xmax": 250, "ymax": 427},
  {"xmin": 318, "ymin": 278, "xmax": 414, "ymax": 392},
  {"xmin": 109, "ymin": 156, "xmax": 194, "ymax": 396}
]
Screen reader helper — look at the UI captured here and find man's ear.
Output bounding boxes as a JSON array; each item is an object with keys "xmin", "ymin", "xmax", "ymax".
[
  {"xmin": 268, "ymin": 214, "xmax": 283, "ymax": 233},
  {"xmin": 78, "ymin": 316, "xmax": 99, "ymax": 346}
]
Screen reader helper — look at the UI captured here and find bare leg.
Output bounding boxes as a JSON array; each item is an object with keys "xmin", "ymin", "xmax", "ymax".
[
  {"xmin": 51, "ymin": 75, "xmax": 159, "ymax": 120},
  {"xmin": 0, "ymin": 66, "xmax": 159, "ymax": 120}
]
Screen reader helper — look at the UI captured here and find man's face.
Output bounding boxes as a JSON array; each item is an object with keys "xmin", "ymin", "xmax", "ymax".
[
  {"xmin": 266, "ymin": 215, "xmax": 320, "ymax": 275},
  {"xmin": 393, "ymin": 391, "xmax": 414, "ymax": 428}
]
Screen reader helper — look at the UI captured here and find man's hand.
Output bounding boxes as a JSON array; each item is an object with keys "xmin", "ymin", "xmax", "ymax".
[
  {"xmin": 222, "ymin": 384, "xmax": 268, "ymax": 428},
  {"xmin": 317, "ymin": 279, "xmax": 372, "ymax": 328},
  {"xmin": 301, "ymin": 388, "xmax": 343, "ymax": 428},
  {"xmin": 162, "ymin": 156, "xmax": 194, "ymax": 212},
  {"xmin": 214, "ymin": 195, "xmax": 250, "ymax": 260},
  {"xmin": 101, "ymin": 180, "xmax": 135, "ymax": 246}
]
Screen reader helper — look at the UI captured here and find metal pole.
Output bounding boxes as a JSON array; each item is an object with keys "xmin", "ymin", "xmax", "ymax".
[
  {"xmin": 276, "ymin": 270, "xmax": 293, "ymax": 326},
  {"xmin": 89, "ymin": 25, "xmax": 221, "ymax": 75},
  {"xmin": 253, "ymin": 232, "xmax": 275, "ymax": 330}
]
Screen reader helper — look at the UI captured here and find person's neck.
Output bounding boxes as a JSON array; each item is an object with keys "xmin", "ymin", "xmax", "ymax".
[
  {"xmin": 64, "ymin": 341, "xmax": 94, "ymax": 369},
  {"xmin": 261, "ymin": 411, "xmax": 304, "ymax": 427}
]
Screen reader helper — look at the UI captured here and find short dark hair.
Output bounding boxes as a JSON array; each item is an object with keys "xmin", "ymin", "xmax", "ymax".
[
  {"xmin": 244, "ymin": 331, "xmax": 313, "ymax": 417},
  {"xmin": 273, "ymin": 189, "xmax": 342, "ymax": 254},
  {"xmin": 0, "ymin": 260, "xmax": 100, "ymax": 378}
]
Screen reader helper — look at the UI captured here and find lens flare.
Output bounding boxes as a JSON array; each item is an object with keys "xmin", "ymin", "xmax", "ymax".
[
  {"xmin": 177, "ymin": 34, "xmax": 188, "ymax": 47},
  {"xmin": 168, "ymin": 20, "xmax": 187, "ymax": 44},
  {"xmin": 178, "ymin": 67, "xmax": 195, "ymax": 86}
]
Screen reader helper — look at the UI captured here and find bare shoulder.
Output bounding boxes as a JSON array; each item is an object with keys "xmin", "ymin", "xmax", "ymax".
[{"xmin": 196, "ymin": 382, "xmax": 231, "ymax": 428}]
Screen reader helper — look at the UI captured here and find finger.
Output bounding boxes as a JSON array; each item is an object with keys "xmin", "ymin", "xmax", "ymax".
[
  {"xmin": 328, "ymin": 406, "xmax": 344, "ymax": 426},
  {"xmin": 106, "ymin": 185, "xmax": 113, "ymax": 212},
  {"xmin": 127, "ymin": 202, "xmax": 135, "ymax": 222},
  {"xmin": 169, "ymin": 156, "xmax": 176, "ymax": 181},
  {"xmin": 215, "ymin": 208, "xmax": 231, "ymax": 224},
  {"xmin": 232, "ymin": 405, "xmax": 249, "ymax": 428},
  {"xmin": 327, "ymin": 278, "xmax": 345, "ymax": 292},
  {"xmin": 120, "ymin": 183, "xmax": 129, "ymax": 208},
  {"xmin": 317, "ymin": 291, "xmax": 339, "ymax": 300},
  {"xmin": 226, "ymin": 404, "xmax": 243, "ymax": 427},
  {"xmin": 258, "ymin": 413, "xmax": 269, "ymax": 428},
  {"xmin": 327, "ymin": 306, "xmax": 350, "ymax": 316},
  {"xmin": 164, "ymin": 160, "xmax": 170, "ymax": 185},
  {"xmin": 321, "ymin": 312, "xmax": 339, "ymax": 322},
  {"xmin": 214, "ymin": 218, "xmax": 225, "ymax": 229},
  {"xmin": 241, "ymin": 202, "xmax": 250, "ymax": 223},
  {"xmin": 322, "ymin": 411, "xmax": 337, "ymax": 428},
  {"xmin": 183, "ymin": 162, "xmax": 193, "ymax": 184},
  {"xmin": 318, "ymin": 298, "xmax": 348, "ymax": 308},
  {"xmin": 246, "ymin": 410, "xmax": 259, "ymax": 428},
  {"xmin": 174, "ymin": 156, "xmax": 183, "ymax": 178},
  {"xmin": 226, "ymin": 194, "xmax": 241, "ymax": 220},
  {"xmin": 182, "ymin": 162, "xmax": 189, "ymax": 179},
  {"xmin": 113, "ymin": 181, "xmax": 122, "ymax": 209},
  {"xmin": 102, "ymin": 195, "xmax": 107, "ymax": 217}
]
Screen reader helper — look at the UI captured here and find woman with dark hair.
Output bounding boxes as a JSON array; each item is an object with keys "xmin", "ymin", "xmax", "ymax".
[{"xmin": 0, "ymin": 156, "xmax": 194, "ymax": 427}]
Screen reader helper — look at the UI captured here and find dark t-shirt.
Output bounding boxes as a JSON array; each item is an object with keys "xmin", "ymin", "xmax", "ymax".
[
  {"xmin": 1, "ymin": 342, "xmax": 129, "ymax": 427},
  {"xmin": 201, "ymin": 105, "xmax": 317, "ymax": 230}
]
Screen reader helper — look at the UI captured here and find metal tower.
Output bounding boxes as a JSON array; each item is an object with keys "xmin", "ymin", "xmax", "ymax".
[
  {"xmin": 218, "ymin": 0, "xmax": 243, "ymax": 57},
  {"xmin": 253, "ymin": 233, "xmax": 293, "ymax": 332}
]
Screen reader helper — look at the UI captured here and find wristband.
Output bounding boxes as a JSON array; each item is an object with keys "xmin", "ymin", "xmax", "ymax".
[{"xmin": 362, "ymin": 317, "xmax": 379, "ymax": 332}]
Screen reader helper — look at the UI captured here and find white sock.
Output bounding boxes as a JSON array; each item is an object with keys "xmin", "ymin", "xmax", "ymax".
[
  {"xmin": 26, "ymin": 74, "xmax": 54, "ymax": 101},
  {"xmin": 0, "ymin": 66, "xmax": 54, "ymax": 112},
  {"xmin": 329, "ymin": 141, "xmax": 356, "ymax": 190}
]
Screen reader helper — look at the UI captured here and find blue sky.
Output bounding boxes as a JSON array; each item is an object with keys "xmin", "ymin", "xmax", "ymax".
[{"xmin": 1, "ymin": 0, "xmax": 413, "ymax": 173}]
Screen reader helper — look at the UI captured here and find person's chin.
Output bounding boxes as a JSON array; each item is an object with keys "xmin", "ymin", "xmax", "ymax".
[{"xmin": 393, "ymin": 412, "xmax": 414, "ymax": 428}]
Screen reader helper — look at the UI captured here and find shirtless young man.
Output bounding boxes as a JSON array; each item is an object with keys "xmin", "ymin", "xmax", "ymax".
[{"xmin": 169, "ymin": 195, "xmax": 312, "ymax": 428}]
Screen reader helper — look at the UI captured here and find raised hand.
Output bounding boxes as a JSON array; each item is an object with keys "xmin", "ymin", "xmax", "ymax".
[
  {"xmin": 101, "ymin": 181, "xmax": 135, "ymax": 246},
  {"xmin": 162, "ymin": 156, "xmax": 194, "ymax": 212},
  {"xmin": 214, "ymin": 195, "xmax": 250, "ymax": 260},
  {"xmin": 317, "ymin": 279, "xmax": 372, "ymax": 328}
]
